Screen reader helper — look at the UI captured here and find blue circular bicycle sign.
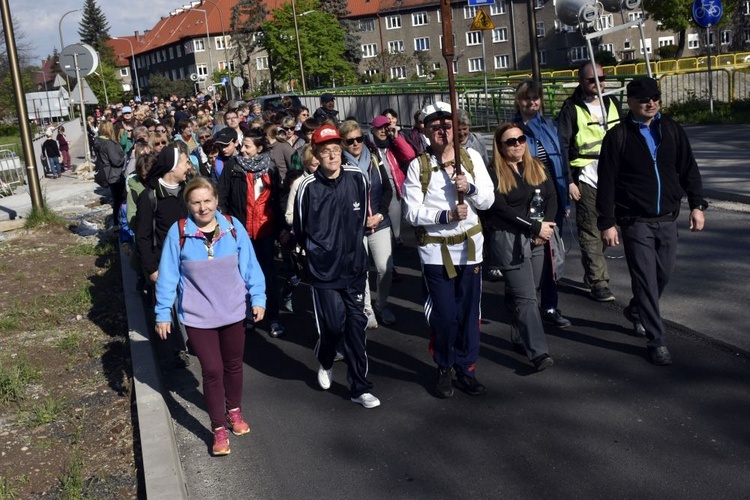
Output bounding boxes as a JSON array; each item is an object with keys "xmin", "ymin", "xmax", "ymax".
[{"xmin": 693, "ymin": 0, "xmax": 723, "ymax": 28}]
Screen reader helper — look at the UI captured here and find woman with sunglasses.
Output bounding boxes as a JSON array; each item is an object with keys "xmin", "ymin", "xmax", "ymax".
[
  {"xmin": 341, "ymin": 120, "xmax": 395, "ymax": 328},
  {"xmin": 513, "ymin": 80, "xmax": 572, "ymax": 330},
  {"xmin": 486, "ymin": 122, "xmax": 558, "ymax": 372},
  {"xmin": 149, "ymin": 133, "xmax": 170, "ymax": 156}
]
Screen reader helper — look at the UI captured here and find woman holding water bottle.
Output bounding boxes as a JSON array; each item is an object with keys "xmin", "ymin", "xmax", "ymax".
[{"xmin": 484, "ymin": 123, "xmax": 558, "ymax": 371}]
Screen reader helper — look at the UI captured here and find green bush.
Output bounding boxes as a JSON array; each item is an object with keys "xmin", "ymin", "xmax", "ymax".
[{"xmin": 0, "ymin": 124, "xmax": 17, "ymax": 136}]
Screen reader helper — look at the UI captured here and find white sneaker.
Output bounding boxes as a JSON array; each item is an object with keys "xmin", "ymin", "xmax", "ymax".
[
  {"xmin": 351, "ymin": 393, "xmax": 381, "ymax": 408},
  {"xmin": 317, "ymin": 365, "xmax": 332, "ymax": 390},
  {"xmin": 365, "ymin": 310, "xmax": 378, "ymax": 330}
]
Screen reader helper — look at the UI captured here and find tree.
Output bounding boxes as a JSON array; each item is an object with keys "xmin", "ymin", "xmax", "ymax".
[
  {"xmin": 147, "ymin": 74, "xmax": 194, "ymax": 99},
  {"xmin": 87, "ymin": 61, "xmax": 123, "ymax": 107},
  {"xmin": 320, "ymin": 0, "xmax": 361, "ymax": 69},
  {"xmin": 643, "ymin": 0, "xmax": 736, "ymax": 58},
  {"xmin": 0, "ymin": 16, "xmax": 34, "ymax": 121},
  {"xmin": 78, "ymin": 0, "xmax": 114, "ymax": 61},
  {"xmin": 230, "ymin": 0, "xmax": 269, "ymax": 85},
  {"xmin": 260, "ymin": 0, "xmax": 357, "ymax": 90}
]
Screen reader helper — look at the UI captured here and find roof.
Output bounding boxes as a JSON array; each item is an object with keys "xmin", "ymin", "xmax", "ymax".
[
  {"xmin": 35, "ymin": 58, "xmax": 55, "ymax": 86},
  {"xmin": 107, "ymin": 37, "xmax": 137, "ymax": 67}
]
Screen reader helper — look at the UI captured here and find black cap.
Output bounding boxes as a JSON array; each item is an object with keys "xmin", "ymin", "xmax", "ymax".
[
  {"xmin": 214, "ymin": 127, "xmax": 238, "ymax": 145},
  {"xmin": 321, "ymin": 93, "xmax": 335, "ymax": 103},
  {"xmin": 627, "ymin": 77, "xmax": 661, "ymax": 100}
]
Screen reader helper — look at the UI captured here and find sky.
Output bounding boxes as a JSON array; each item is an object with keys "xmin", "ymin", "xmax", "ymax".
[{"xmin": 10, "ymin": 0, "xmax": 181, "ymax": 64}]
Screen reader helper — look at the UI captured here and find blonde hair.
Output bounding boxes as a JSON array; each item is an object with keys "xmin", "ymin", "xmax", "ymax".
[
  {"xmin": 492, "ymin": 122, "xmax": 547, "ymax": 195},
  {"xmin": 98, "ymin": 121, "xmax": 117, "ymax": 141},
  {"xmin": 183, "ymin": 176, "xmax": 218, "ymax": 204},
  {"xmin": 300, "ymin": 145, "xmax": 316, "ymax": 171},
  {"xmin": 339, "ymin": 120, "xmax": 360, "ymax": 137}
]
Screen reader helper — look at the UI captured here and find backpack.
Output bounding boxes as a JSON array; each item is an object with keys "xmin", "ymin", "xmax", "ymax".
[
  {"xmin": 177, "ymin": 214, "xmax": 236, "ymax": 249},
  {"xmin": 417, "ymin": 146, "xmax": 476, "ymax": 196}
]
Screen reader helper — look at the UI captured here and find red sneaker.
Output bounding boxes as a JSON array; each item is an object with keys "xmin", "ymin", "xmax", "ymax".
[
  {"xmin": 212, "ymin": 427, "xmax": 230, "ymax": 456},
  {"xmin": 226, "ymin": 408, "xmax": 250, "ymax": 436}
]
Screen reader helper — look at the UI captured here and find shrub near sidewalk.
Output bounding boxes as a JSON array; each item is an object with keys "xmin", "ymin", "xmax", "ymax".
[
  {"xmin": 664, "ymin": 97, "xmax": 750, "ymax": 124},
  {"xmin": 0, "ymin": 215, "xmax": 139, "ymax": 498}
]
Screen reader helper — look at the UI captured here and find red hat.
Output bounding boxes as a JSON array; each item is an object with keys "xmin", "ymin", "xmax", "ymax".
[
  {"xmin": 311, "ymin": 124, "xmax": 342, "ymax": 145},
  {"xmin": 371, "ymin": 115, "xmax": 390, "ymax": 128}
]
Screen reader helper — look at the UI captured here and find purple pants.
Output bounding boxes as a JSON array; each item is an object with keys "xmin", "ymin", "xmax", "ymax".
[{"xmin": 185, "ymin": 320, "xmax": 245, "ymax": 429}]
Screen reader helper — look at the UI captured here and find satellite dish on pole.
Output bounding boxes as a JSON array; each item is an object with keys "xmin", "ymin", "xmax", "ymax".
[{"xmin": 60, "ymin": 43, "xmax": 99, "ymax": 78}]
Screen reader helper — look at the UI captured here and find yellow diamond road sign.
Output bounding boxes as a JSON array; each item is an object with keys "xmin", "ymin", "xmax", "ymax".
[{"xmin": 471, "ymin": 7, "xmax": 494, "ymax": 31}]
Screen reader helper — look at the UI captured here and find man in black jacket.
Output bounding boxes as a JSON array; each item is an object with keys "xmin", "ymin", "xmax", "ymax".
[
  {"xmin": 312, "ymin": 93, "xmax": 339, "ymax": 124},
  {"xmin": 293, "ymin": 124, "xmax": 380, "ymax": 408},
  {"xmin": 597, "ymin": 77, "xmax": 707, "ymax": 366}
]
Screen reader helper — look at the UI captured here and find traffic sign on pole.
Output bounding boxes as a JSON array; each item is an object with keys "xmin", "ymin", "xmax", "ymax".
[
  {"xmin": 468, "ymin": 0, "xmax": 495, "ymax": 6},
  {"xmin": 471, "ymin": 7, "xmax": 495, "ymax": 31}
]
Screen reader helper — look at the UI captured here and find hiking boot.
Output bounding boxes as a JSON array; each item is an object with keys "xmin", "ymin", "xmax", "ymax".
[
  {"xmin": 542, "ymin": 309, "xmax": 572, "ymax": 329},
  {"xmin": 435, "ymin": 367, "xmax": 454, "ymax": 399},
  {"xmin": 455, "ymin": 372, "xmax": 486, "ymax": 396},
  {"xmin": 317, "ymin": 365, "xmax": 332, "ymax": 390},
  {"xmin": 212, "ymin": 427, "xmax": 230, "ymax": 456},
  {"xmin": 351, "ymin": 393, "xmax": 381, "ymax": 408},
  {"xmin": 590, "ymin": 286, "xmax": 615, "ymax": 302},
  {"xmin": 226, "ymin": 408, "xmax": 249, "ymax": 436},
  {"xmin": 532, "ymin": 354, "xmax": 554, "ymax": 372},
  {"xmin": 269, "ymin": 321, "xmax": 285, "ymax": 338},
  {"xmin": 623, "ymin": 305, "xmax": 647, "ymax": 337},
  {"xmin": 365, "ymin": 310, "xmax": 378, "ymax": 330},
  {"xmin": 648, "ymin": 346, "xmax": 673, "ymax": 366}
]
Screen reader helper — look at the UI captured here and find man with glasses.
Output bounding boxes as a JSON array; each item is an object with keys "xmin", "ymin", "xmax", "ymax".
[
  {"xmin": 224, "ymin": 109, "xmax": 245, "ymax": 145},
  {"xmin": 293, "ymin": 125, "xmax": 380, "ymax": 408},
  {"xmin": 402, "ymin": 102, "xmax": 494, "ymax": 398},
  {"xmin": 558, "ymin": 61, "xmax": 622, "ymax": 303},
  {"xmin": 597, "ymin": 77, "xmax": 706, "ymax": 366}
]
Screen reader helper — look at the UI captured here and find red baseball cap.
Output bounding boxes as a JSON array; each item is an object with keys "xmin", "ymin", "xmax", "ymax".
[{"xmin": 311, "ymin": 124, "xmax": 342, "ymax": 145}]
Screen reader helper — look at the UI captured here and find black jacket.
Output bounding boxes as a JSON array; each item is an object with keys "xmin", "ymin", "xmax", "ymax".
[
  {"xmin": 596, "ymin": 113, "xmax": 705, "ymax": 230},
  {"xmin": 313, "ymin": 106, "xmax": 339, "ymax": 123},
  {"xmin": 293, "ymin": 165, "xmax": 368, "ymax": 288}
]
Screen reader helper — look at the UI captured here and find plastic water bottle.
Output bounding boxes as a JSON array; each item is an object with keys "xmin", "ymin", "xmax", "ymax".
[{"xmin": 529, "ymin": 189, "xmax": 544, "ymax": 221}]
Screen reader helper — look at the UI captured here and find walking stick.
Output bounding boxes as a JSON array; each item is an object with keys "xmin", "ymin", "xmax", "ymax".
[{"xmin": 439, "ymin": 0, "xmax": 464, "ymax": 204}]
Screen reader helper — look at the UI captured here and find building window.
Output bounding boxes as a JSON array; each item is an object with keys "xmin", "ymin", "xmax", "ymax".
[
  {"xmin": 721, "ymin": 30, "xmax": 731, "ymax": 45},
  {"xmin": 197, "ymin": 63, "xmax": 208, "ymax": 76},
  {"xmin": 490, "ymin": 0, "xmax": 506, "ymax": 15},
  {"xmin": 744, "ymin": 1, "xmax": 750, "ymax": 15},
  {"xmin": 628, "ymin": 12, "xmax": 644, "ymax": 21},
  {"xmin": 416, "ymin": 64, "xmax": 427, "ymax": 77},
  {"xmin": 176, "ymin": 45, "xmax": 182, "ymax": 57},
  {"xmin": 390, "ymin": 66, "xmax": 406, "ymax": 80},
  {"xmin": 359, "ymin": 19, "xmax": 375, "ymax": 31},
  {"xmin": 168, "ymin": 47, "xmax": 174, "ymax": 59},
  {"xmin": 464, "ymin": 6, "xmax": 478, "ymax": 19},
  {"xmin": 468, "ymin": 57, "xmax": 484, "ymax": 72},
  {"xmin": 179, "ymin": 67, "xmax": 185, "ymax": 79},
  {"xmin": 570, "ymin": 46, "xmax": 589, "ymax": 61},
  {"xmin": 388, "ymin": 40, "xmax": 404, "ymax": 53},
  {"xmin": 599, "ymin": 14, "xmax": 614, "ymax": 29},
  {"xmin": 494, "ymin": 54, "xmax": 509, "ymax": 69},
  {"xmin": 536, "ymin": 22, "xmax": 545, "ymax": 37},
  {"xmin": 414, "ymin": 37, "xmax": 430, "ymax": 52},
  {"xmin": 120, "ymin": 67, "xmax": 129, "ymax": 77},
  {"xmin": 172, "ymin": 69, "xmax": 178, "ymax": 80},
  {"xmin": 598, "ymin": 43, "xmax": 614, "ymax": 53},
  {"xmin": 745, "ymin": 28, "xmax": 750, "ymax": 43},
  {"xmin": 161, "ymin": 49, "xmax": 167, "ymax": 61},
  {"xmin": 218, "ymin": 60, "xmax": 236, "ymax": 71},
  {"xmin": 156, "ymin": 51, "xmax": 162, "ymax": 63},
  {"xmin": 452, "ymin": 60, "xmax": 458, "ymax": 74},
  {"xmin": 640, "ymin": 38, "xmax": 652, "ymax": 54},
  {"xmin": 539, "ymin": 49, "xmax": 547, "ymax": 65},
  {"xmin": 412, "ymin": 12, "xmax": 428, "ymax": 26},
  {"xmin": 688, "ymin": 33, "xmax": 700, "ymax": 49},
  {"xmin": 623, "ymin": 39, "xmax": 632, "ymax": 50},
  {"xmin": 703, "ymin": 32, "xmax": 716, "ymax": 47},
  {"xmin": 466, "ymin": 31, "xmax": 482, "ymax": 46},
  {"xmin": 193, "ymin": 39, "xmax": 205, "ymax": 52},
  {"xmin": 364, "ymin": 68, "xmax": 380, "ymax": 77},
  {"xmin": 658, "ymin": 36, "xmax": 675, "ymax": 47},
  {"xmin": 493, "ymin": 27, "xmax": 508, "ymax": 43},
  {"xmin": 386, "ymin": 15, "xmax": 401, "ymax": 30},
  {"xmin": 256, "ymin": 57, "xmax": 268, "ymax": 70},
  {"xmin": 361, "ymin": 43, "xmax": 378, "ymax": 58},
  {"xmin": 437, "ymin": 11, "xmax": 441, "ymax": 23},
  {"xmin": 215, "ymin": 36, "xmax": 232, "ymax": 49}
]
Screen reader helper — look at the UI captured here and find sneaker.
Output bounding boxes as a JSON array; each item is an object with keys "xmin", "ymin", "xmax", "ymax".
[
  {"xmin": 375, "ymin": 305, "xmax": 396, "ymax": 326},
  {"xmin": 455, "ymin": 372, "xmax": 486, "ymax": 396},
  {"xmin": 282, "ymin": 293, "xmax": 294, "ymax": 313},
  {"xmin": 488, "ymin": 269, "xmax": 503, "ymax": 282},
  {"xmin": 435, "ymin": 367, "xmax": 454, "ymax": 399},
  {"xmin": 647, "ymin": 346, "xmax": 673, "ymax": 366},
  {"xmin": 351, "ymin": 393, "xmax": 381, "ymax": 408},
  {"xmin": 333, "ymin": 351, "xmax": 345, "ymax": 362},
  {"xmin": 532, "ymin": 354, "xmax": 555, "ymax": 372},
  {"xmin": 212, "ymin": 427, "xmax": 230, "ymax": 456},
  {"xmin": 590, "ymin": 286, "xmax": 615, "ymax": 302},
  {"xmin": 365, "ymin": 310, "xmax": 378, "ymax": 330},
  {"xmin": 226, "ymin": 408, "xmax": 250, "ymax": 436},
  {"xmin": 317, "ymin": 365, "xmax": 332, "ymax": 390},
  {"xmin": 542, "ymin": 309, "xmax": 572, "ymax": 329},
  {"xmin": 269, "ymin": 321, "xmax": 285, "ymax": 338},
  {"xmin": 623, "ymin": 305, "xmax": 647, "ymax": 337}
]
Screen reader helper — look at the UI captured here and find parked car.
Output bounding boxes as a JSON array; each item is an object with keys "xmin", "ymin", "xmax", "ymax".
[{"xmin": 252, "ymin": 94, "xmax": 302, "ymax": 114}]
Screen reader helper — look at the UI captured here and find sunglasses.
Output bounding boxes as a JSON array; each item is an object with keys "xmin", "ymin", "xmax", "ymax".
[
  {"xmin": 430, "ymin": 123, "xmax": 453, "ymax": 132},
  {"xmin": 156, "ymin": 129, "xmax": 167, "ymax": 133},
  {"xmin": 637, "ymin": 95, "xmax": 661, "ymax": 104},
  {"xmin": 502, "ymin": 135, "xmax": 527, "ymax": 147},
  {"xmin": 154, "ymin": 141, "xmax": 168, "ymax": 146},
  {"xmin": 344, "ymin": 136, "xmax": 364, "ymax": 145},
  {"xmin": 199, "ymin": 135, "xmax": 211, "ymax": 140},
  {"xmin": 586, "ymin": 76, "xmax": 606, "ymax": 84}
]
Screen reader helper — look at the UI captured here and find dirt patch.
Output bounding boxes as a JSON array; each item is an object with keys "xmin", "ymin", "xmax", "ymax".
[{"xmin": 0, "ymin": 213, "xmax": 139, "ymax": 498}]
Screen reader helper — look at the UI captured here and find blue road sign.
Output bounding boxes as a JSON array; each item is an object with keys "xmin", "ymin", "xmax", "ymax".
[
  {"xmin": 693, "ymin": 0, "xmax": 723, "ymax": 28},
  {"xmin": 468, "ymin": 0, "xmax": 495, "ymax": 6},
  {"xmin": 221, "ymin": 76, "xmax": 230, "ymax": 86}
]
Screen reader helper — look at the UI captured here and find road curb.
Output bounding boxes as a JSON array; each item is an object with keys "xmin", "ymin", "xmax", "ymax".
[
  {"xmin": 704, "ymin": 189, "xmax": 750, "ymax": 207},
  {"xmin": 120, "ymin": 245, "xmax": 188, "ymax": 499}
]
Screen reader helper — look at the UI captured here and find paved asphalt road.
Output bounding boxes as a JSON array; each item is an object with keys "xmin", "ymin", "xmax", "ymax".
[{"xmin": 166, "ymin": 224, "xmax": 750, "ymax": 499}]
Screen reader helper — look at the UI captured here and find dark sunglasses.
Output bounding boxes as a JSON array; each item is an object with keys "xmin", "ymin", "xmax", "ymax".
[
  {"xmin": 430, "ymin": 123, "xmax": 452, "ymax": 132},
  {"xmin": 199, "ymin": 135, "xmax": 211, "ymax": 140},
  {"xmin": 502, "ymin": 135, "xmax": 527, "ymax": 147},
  {"xmin": 344, "ymin": 136, "xmax": 365, "ymax": 145},
  {"xmin": 586, "ymin": 76, "xmax": 606, "ymax": 84},
  {"xmin": 637, "ymin": 95, "xmax": 661, "ymax": 104},
  {"xmin": 156, "ymin": 129, "xmax": 167, "ymax": 133},
  {"xmin": 155, "ymin": 141, "xmax": 168, "ymax": 146}
]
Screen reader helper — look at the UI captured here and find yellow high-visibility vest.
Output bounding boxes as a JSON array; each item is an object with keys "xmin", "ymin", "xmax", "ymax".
[{"xmin": 570, "ymin": 99, "xmax": 620, "ymax": 168}]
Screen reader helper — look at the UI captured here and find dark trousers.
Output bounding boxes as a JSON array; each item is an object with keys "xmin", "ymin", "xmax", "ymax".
[
  {"xmin": 422, "ymin": 263, "xmax": 482, "ymax": 377},
  {"xmin": 109, "ymin": 178, "xmax": 126, "ymax": 226},
  {"xmin": 503, "ymin": 243, "xmax": 549, "ymax": 360},
  {"xmin": 185, "ymin": 321, "xmax": 245, "ymax": 429},
  {"xmin": 251, "ymin": 236, "xmax": 279, "ymax": 322},
  {"xmin": 312, "ymin": 279, "xmax": 371, "ymax": 397},
  {"xmin": 621, "ymin": 220, "xmax": 678, "ymax": 347}
]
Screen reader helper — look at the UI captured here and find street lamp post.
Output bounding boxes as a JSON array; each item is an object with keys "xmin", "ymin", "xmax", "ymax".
[
  {"xmin": 291, "ymin": 0, "xmax": 306, "ymax": 94},
  {"xmin": 112, "ymin": 37, "xmax": 141, "ymax": 101},
  {"xmin": 58, "ymin": 9, "xmax": 80, "ymax": 119},
  {"xmin": 201, "ymin": 0, "xmax": 234, "ymax": 99},
  {"xmin": 194, "ymin": 8, "xmax": 215, "ymax": 97}
]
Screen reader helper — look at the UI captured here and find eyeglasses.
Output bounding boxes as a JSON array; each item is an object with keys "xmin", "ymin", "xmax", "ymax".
[
  {"xmin": 430, "ymin": 123, "xmax": 453, "ymax": 133},
  {"xmin": 156, "ymin": 129, "xmax": 167, "ymax": 133},
  {"xmin": 226, "ymin": 116, "xmax": 239, "ymax": 121},
  {"xmin": 586, "ymin": 76, "xmax": 606, "ymax": 84},
  {"xmin": 502, "ymin": 135, "xmax": 527, "ymax": 147},
  {"xmin": 154, "ymin": 141, "xmax": 168, "ymax": 146},
  {"xmin": 637, "ymin": 95, "xmax": 660, "ymax": 104},
  {"xmin": 320, "ymin": 147, "xmax": 342, "ymax": 156},
  {"xmin": 199, "ymin": 135, "xmax": 211, "ymax": 140},
  {"xmin": 344, "ymin": 136, "xmax": 364, "ymax": 145}
]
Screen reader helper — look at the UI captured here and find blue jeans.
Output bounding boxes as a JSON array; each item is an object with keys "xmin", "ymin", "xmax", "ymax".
[{"xmin": 47, "ymin": 156, "xmax": 61, "ymax": 175}]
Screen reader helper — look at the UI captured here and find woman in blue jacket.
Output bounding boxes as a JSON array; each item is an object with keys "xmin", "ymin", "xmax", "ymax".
[
  {"xmin": 513, "ymin": 80, "xmax": 572, "ymax": 330},
  {"xmin": 155, "ymin": 177, "xmax": 266, "ymax": 456}
]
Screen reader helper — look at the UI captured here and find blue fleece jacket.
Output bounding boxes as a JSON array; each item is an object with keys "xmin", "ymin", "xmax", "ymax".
[{"xmin": 155, "ymin": 212, "xmax": 266, "ymax": 327}]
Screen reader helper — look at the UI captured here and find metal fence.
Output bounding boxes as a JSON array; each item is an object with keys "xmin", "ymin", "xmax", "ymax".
[{"xmin": 0, "ymin": 143, "xmax": 24, "ymax": 196}]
